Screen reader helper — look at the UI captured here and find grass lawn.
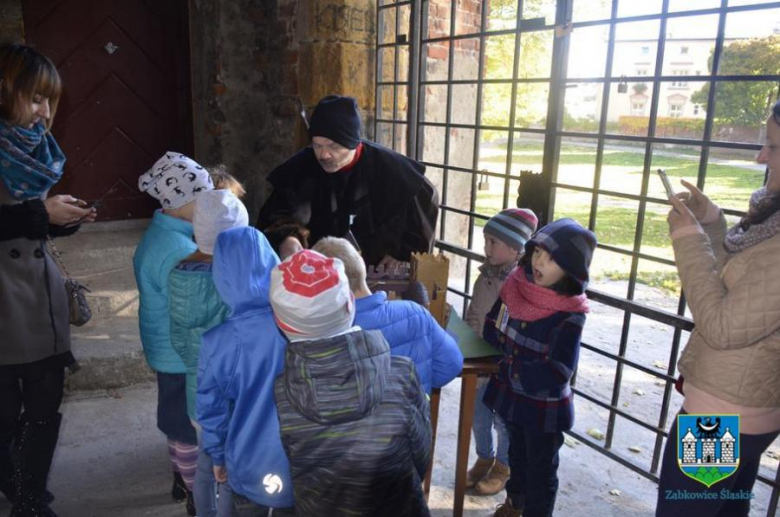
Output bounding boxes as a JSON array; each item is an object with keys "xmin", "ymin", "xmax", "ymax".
[{"xmin": 470, "ymin": 140, "xmax": 765, "ymax": 293}]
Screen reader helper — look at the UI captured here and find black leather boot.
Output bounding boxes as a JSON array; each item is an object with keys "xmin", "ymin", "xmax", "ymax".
[
  {"xmin": 172, "ymin": 471, "xmax": 187, "ymax": 503},
  {"xmin": 9, "ymin": 413, "xmax": 61, "ymax": 517}
]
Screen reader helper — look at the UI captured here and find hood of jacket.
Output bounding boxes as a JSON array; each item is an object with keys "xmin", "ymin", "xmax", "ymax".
[
  {"xmin": 213, "ymin": 226, "xmax": 280, "ymax": 316},
  {"xmin": 282, "ymin": 329, "xmax": 391, "ymax": 425}
]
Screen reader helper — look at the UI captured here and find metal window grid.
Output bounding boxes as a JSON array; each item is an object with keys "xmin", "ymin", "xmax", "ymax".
[{"xmin": 375, "ymin": 0, "xmax": 780, "ymax": 514}]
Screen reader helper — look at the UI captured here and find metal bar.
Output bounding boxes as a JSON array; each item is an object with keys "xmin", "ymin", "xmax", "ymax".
[
  {"xmin": 416, "ymin": 74, "xmax": 780, "ymax": 85},
  {"xmin": 586, "ymin": 289, "xmax": 694, "ymax": 330},
  {"xmin": 579, "ymin": 342, "xmax": 677, "ymax": 382},
  {"xmin": 573, "ymin": 387, "xmax": 669, "ymax": 435},
  {"xmin": 391, "ymin": 2, "xmax": 402, "ymax": 149},
  {"xmin": 500, "ymin": 0, "xmax": 526, "ymax": 211},
  {"xmin": 374, "ymin": 2, "xmax": 384, "ymax": 142},
  {"xmin": 566, "ymin": 429, "xmax": 659, "ymax": 483},
  {"xmin": 414, "ymin": 0, "xmax": 430, "ymax": 162},
  {"xmin": 461, "ymin": 0, "xmax": 490, "ymax": 316},
  {"xmin": 407, "ymin": 0, "xmax": 422, "ymax": 157}
]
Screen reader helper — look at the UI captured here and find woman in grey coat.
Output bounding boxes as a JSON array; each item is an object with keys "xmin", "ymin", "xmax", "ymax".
[{"xmin": 0, "ymin": 43, "xmax": 95, "ymax": 517}]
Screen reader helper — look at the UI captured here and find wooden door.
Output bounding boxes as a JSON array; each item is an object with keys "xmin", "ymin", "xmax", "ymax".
[{"xmin": 23, "ymin": 0, "xmax": 193, "ymax": 220}]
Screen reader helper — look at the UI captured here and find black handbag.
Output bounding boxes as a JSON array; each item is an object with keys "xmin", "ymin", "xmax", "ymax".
[{"xmin": 47, "ymin": 236, "xmax": 92, "ymax": 326}]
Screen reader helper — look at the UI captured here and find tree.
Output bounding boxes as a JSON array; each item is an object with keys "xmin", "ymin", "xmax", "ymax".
[{"xmin": 691, "ymin": 36, "xmax": 780, "ymax": 127}]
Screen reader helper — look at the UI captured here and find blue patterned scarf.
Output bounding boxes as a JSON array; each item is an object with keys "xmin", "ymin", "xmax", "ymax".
[{"xmin": 0, "ymin": 121, "xmax": 65, "ymax": 200}]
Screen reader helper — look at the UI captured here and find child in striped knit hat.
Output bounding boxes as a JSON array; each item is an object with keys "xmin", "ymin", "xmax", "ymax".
[{"xmin": 464, "ymin": 208, "xmax": 538, "ymax": 496}]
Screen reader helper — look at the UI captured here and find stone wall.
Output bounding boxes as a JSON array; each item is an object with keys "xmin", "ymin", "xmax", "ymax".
[
  {"xmin": 189, "ymin": 0, "xmax": 377, "ymax": 220},
  {"xmin": 0, "ymin": 0, "xmax": 22, "ymax": 42}
]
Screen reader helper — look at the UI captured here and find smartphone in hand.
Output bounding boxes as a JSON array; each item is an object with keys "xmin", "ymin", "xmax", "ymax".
[{"xmin": 657, "ymin": 169, "xmax": 676, "ymax": 198}]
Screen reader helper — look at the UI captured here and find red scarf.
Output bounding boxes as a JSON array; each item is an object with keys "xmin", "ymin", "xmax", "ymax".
[{"xmin": 499, "ymin": 268, "xmax": 589, "ymax": 322}]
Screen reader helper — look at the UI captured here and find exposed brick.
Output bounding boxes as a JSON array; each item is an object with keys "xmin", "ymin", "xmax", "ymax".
[{"xmin": 427, "ymin": 44, "xmax": 449, "ymax": 60}]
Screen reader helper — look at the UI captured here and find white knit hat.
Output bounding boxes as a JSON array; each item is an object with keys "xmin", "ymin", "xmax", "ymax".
[
  {"xmin": 193, "ymin": 190, "xmax": 249, "ymax": 255},
  {"xmin": 138, "ymin": 152, "xmax": 213, "ymax": 209},
  {"xmin": 270, "ymin": 250, "xmax": 355, "ymax": 341}
]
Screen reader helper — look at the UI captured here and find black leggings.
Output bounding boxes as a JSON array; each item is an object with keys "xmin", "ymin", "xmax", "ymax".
[{"xmin": 0, "ymin": 360, "xmax": 65, "ymax": 481}]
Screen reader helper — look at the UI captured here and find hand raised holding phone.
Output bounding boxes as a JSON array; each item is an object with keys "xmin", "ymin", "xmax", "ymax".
[{"xmin": 676, "ymin": 179, "xmax": 717, "ymax": 222}]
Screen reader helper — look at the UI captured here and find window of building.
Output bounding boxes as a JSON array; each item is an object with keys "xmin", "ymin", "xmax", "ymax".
[
  {"xmin": 680, "ymin": 46, "xmax": 689, "ymax": 55},
  {"xmin": 636, "ymin": 69, "xmax": 648, "ymax": 76},
  {"xmin": 669, "ymin": 102, "xmax": 684, "ymax": 118},
  {"xmin": 693, "ymin": 104, "xmax": 700, "ymax": 116},
  {"xmin": 671, "ymin": 69, "xmax": 689, "ymax": 88},
  {"xmin": 640, "ymin": 46, "xmax": 650, "ymax": 55},
  {"xmin": 631, "ymin": 102, "xmax": 646, "ymax": 116}
]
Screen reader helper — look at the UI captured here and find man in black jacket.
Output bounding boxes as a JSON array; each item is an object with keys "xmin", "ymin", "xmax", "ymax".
[{"xmin": 256, "ymin": 95, "xmax": 439, "ymax": 267}]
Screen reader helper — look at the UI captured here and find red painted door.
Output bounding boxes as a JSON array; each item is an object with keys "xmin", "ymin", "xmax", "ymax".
[{"xmin": 23, "ymin": 0, "xmax": 193, "ymax": 220}]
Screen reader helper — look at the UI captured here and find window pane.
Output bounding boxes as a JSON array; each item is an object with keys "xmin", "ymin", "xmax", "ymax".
[
  {"xmin": 481, "ymin": 83, "xmax": 513, "ymax": 127},
  {"xmin": 421, "ymin": 84, "xmax": 448, "ymax": 123},
  {"xmin": 563, "ymin": 82, "xmax": 603, "ymax": 134},
  {"xmin": 421, "ymin": 125, "xmax": 446, "ymax": 164},
  {"xmin": 450, "ymin": 84, "xmax": 478, "ymax": 125},
  {"xmin": 705, "ymin": 151, "xmax": 765, "ymax": 213},
  {"xmin": 567, "ymin": 25, "xmax": 610, "ymax": 79},
  {"xmin": 378, "ymin": 47, "xmax": 395, "ymax": 83},
  {"xmin": 427, "ymin": 0, "xmax": 452, "ymax": 39},
  {"xmin": 712, "ymin": 81, "xmax": 778, "ymax": 143},
  {"xmin": 607, "ymin": 83, "xmax": 656, "ymax": 138},
  {"xmin": 379, "ymin": 7, "xmax": 396, "ymax": 45},
  {"xmin": 377, "ymin": 85, "xmax": 395, "ymax": 120},
  {"xmin": 552, "ymin": 188, "xmax": 593, "ymax": 228},
  {"xmin": 662, "ymin": 16, "xmax": 718, "ymax": 77},
  {"xmin": 518, "ymin": 30, "xmax": 554, "ymax": 79},
  {"xmin": 617, "ymin": 0, "xmax": 663, "ymax": 18},
  {"xmin": 487, "ymin": 0, "xmax": 517, "ymax": 32},
  {"xmin": 514, "ymin": 82, "xmax": 550, "ymax": 129},
  {"xmin": 639, "ymin": 201, "xmax": 677, "ymax": 262},
  {"xmin": 599, "ymin": 140, "xmax": 648, "ymax": 197},
  {"xmin": 721, "ymin": 11, "xmax": 780, "ymax": 76},
  {"xmin": 669, "ymin": 0, "xmax": 720, "ymax": 11},
  {"xmin": 454, "ymin": 0, "xmax": 483, "ymax": 36},
  {"xmin": 477, "ymin": 130, "xmax": 510, "ymax": 176},
  {"xmin": 594, "ymin": 195, "xmax": 640, "ymax": 253},
  {"xmin": 521, "ymin": 0, "xmax": 556, "ymax": 23},
  {"xmin": 453, "ymin": 38, "xmax": 481, "ymax": 80},
  {"xmin": 509, "ymin": 133, "xmax": 544, "ymax": 176},
  {"xmin": 572, "ymin": 2, "xmax": 612, "ymax": 23},
  {"xmin": 612, "ymin": 20, "xmax": 661, "ymax": 78},
  {"xmin": 392, "ymin": 123, "xmax": 408, "ymax": 154},
  {"xmin": 484, "ymin": 34, "xmax": 516, "ymax": 80},
  {"xmin": 422, "ymin": 42, "xmax": 450, "ymax": 81},
  {"xmin": 655, "ymin": 80, "xmax": 708, "ymax": 138},
  {"xmin": 449, "ymin": 128, "xmax": 476, "ymax": 169},
  {"xmin": 649, "ymin": 144, "xmax": 702, "ymax": 203},
  {"xmin": 558, "ymin": 137, "xmax": 598, "ymax": 189}
]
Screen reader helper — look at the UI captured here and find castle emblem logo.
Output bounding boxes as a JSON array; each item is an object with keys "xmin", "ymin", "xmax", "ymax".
[{"xmin": 677, "ymin": 414, "xmax": 740, "ymax": 488}]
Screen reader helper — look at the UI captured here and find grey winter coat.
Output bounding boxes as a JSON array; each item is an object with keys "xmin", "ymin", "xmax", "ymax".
[
  {"xmin": 0, "ymin": 190, "xmax": 72, "ymax": 366},
  {"xmin": 465, "ymin": 261, "xmax": 517, "ymax": 337}
]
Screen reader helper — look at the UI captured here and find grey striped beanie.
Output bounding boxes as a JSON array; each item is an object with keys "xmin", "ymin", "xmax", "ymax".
[{"xmin": 484, "ymin": 208, "xmax": 538, "ymax": 251}]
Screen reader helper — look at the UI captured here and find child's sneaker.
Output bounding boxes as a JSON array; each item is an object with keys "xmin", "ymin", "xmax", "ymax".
[
  {"xmin": 476, "ymin": 460, "xmax": 510, "ymax": 495},
  {"xmin": 466, "ymin": 456, "xmax": 494, "ymax": 489},
  {"xmin": 492, "ymin": 497, "xmax": 523, "ymax": 517}
]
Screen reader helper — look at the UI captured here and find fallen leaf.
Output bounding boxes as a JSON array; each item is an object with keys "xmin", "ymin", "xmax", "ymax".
[
  {"xmin": 587, "ymin": 428, "xmax": 605, "ymax": 441},
  {"xmin": 629, "ymin": 445, "xmax": 642, "ymax": 453},
  {"xmin": 609, "ymin": 489, "xmax": 621, "ymax": 496},
  {"xmin": 564, "ymin": 436, "xmax": 580, "ymax": 448},
  {"xmin": 654, "ymin": 380, "xmax": 666, "ymax": 387},
  {"xmin": 652, "ymin": 360, "xmax": 667, "ymax": 369},
  {"xmin": 633, "ymin": 388, "xmax": 646, "ymax": 396}
]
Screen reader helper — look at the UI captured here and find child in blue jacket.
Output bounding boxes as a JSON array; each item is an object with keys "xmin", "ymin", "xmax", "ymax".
[
  {"xmin": 197, "ymin": 227, "xmax": 293, "ymax": 514},
  {"xmin": 169, "ymin": 189, "xmax": 249, "ymax": 517},
  {"xmin": 312, "ymin": 236, "xmax": 463, "ymax": 394},
  {"xmin": 483, "ymin": 219, "xmax": 596, "ymax": 517},
  {"xmin": 133, "ymin": 152, "xmax": 213, "ymax": 511}
]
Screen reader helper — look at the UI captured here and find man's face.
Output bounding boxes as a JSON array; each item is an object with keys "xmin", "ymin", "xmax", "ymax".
[{"xmin": 312, "ymin": 136, "xmax": 356, "ymax": 173}]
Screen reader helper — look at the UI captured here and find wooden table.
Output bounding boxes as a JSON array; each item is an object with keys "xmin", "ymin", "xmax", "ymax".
[{"xmin": 424, "ymin": 358, "xmax": 500, "ymax": 517}]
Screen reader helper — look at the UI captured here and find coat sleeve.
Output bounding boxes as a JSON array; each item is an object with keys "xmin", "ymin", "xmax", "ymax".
[
  {"xmin": 0, "ymin": 200, "xmax": 49, "ymax": 241},
  {"xmin": 406, "ymin": 364, "xmax": 432, "ymax": 479},
  {"xmin": 672, "ymin": 229, "xmax": 780, "ymax": 350},
  {"xmin": 464, "ymin": 276, "xmax": 483, "ymax": 336},
  {"xmin": 428, "ymin": 313, "xmax": 463, "ymax": 389},
  {"xmin": 482, "ymin": 298, "xmax": 504, "ymax": 350},
  {"xmin": 517, "ymin": 314, "xmax": 585, "ymax": 393},
  {"xmin": 197, "ymin": 328, "xmax": 238, "ymax": 466}
]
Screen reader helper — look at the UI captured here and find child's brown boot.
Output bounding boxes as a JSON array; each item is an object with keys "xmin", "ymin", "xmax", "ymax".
[
  {"xmin": 492, "ymin": 497, "xmax": 523, "ymax": 517},
  {"xmin": 466, "ymin": 456, "xmax": 494, "ymax": 489},
  {"xmin": 476, "ymin": 460, "xmax": 510, "ymax": 495}
]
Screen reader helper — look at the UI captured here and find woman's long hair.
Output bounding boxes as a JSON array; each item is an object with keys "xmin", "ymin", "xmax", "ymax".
[
  {"xmin": 740, "ymin": 100, "xmax": 780, "ymax": 230},
  {"xmin": 0, "ymin": 43, "xmax": 62, "ymax": 129}
]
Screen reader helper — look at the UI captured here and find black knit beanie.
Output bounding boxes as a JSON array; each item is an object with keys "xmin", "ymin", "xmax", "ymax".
[{"xmin": 308, "ymin": 95, "xmax": 361, "ymax": 150}]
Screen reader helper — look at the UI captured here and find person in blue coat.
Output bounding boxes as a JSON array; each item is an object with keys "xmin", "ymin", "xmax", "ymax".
[
  {"xmin": 197, "ymin": 226, "xmax": 294, "ymax": 514},
  {"xmin": 312, "ymin": 237, "xmax": 463, "ymax": 394}
]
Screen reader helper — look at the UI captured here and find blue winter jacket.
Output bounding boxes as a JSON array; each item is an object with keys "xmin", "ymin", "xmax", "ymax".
[
  {"xmin": 354, "ymin": 292, "xmax": 463, "ymax": 393},
  {"xmin": 197, "ymin": 226, "xmax": 293, "ymax": 508},
  {"xmin": 133, "ymin": 210, "xmax": 196, "ymax": 373},
  {"xmin": 169, "ymin": 263, "xmax": 229, "ymax": 421}
]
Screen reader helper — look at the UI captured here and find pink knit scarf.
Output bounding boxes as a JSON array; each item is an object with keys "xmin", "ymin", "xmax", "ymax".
[{"xmin": 499, "ymin": 268, "xmax": 589, "ymax": 322}]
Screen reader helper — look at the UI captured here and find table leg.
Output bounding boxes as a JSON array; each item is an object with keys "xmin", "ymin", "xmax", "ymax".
[
  {"xmin": 453, "ymin": 374, "xmax": 477, "ymax": 517},
  {"xmin": 424, "ymin": 388, "xmax": 441, "ymax": 500}
]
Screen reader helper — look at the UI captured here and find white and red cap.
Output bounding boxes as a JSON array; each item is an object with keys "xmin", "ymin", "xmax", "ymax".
[{"xmin": 270, "ymin": 250, "xmax": 355, "ymax": 341}]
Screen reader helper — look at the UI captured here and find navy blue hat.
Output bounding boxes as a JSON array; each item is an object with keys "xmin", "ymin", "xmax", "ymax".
[
  {"xmin": 309, "ymin": 95, "xmax": 361, "ymax": 150},
  {"xmin": 525, "ymin": 218, "xmax": 597, "ymax": 294}
]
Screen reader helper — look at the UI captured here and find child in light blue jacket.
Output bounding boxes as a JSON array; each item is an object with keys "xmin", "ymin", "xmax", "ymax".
[{"xmin": 133, "ymin": 152, "xmax": 213, "ymax": 514}]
